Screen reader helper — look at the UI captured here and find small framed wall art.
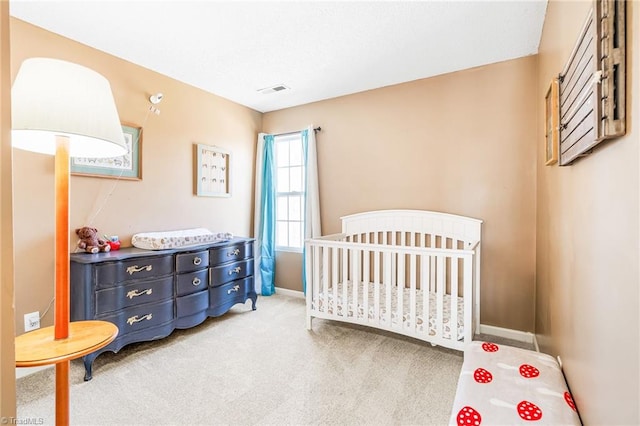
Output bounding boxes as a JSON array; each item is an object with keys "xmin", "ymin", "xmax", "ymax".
[
  {"xmin": 194, "ymin": 143, "xmax": 231, "ymax": 197},
  {"xmin": 71, "ymin": 123, "xmax": 142, "ymax": 179},
  {"xmin": 544, "ymin": 79, "xmax": 559, "ymax": 166}
]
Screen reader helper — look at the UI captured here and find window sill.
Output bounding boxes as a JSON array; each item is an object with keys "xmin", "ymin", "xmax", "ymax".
[{"xmin": 276, "ymin": 247, "xmax": 303, "ymax": 254}]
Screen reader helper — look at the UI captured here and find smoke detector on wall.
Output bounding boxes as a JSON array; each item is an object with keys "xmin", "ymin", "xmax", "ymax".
[
  {"xmin": 149, "ymin": 92, "xmax": 164, "ymax": 104},
  {"xmin": 257, "ymin": 84, "xmax": 290, "ymax": 95},
  {"xmin": 148, "ymin": 92, "xmax": 163, "ymax": 115}
]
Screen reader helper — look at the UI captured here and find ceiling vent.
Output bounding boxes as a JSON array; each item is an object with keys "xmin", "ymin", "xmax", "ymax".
[{"xmin": 257, "ymin": 84, "xmax": 290, "ymax": 95}]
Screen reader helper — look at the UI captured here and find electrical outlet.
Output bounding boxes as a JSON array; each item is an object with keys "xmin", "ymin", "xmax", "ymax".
[{"xmin": 24, "ymin": 311, "xmax": 40, "ymax": 332}]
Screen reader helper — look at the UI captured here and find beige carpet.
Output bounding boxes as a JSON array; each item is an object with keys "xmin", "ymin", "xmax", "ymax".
[{"xmin": 17, "ymin": 293, "xmax": 470, "ymax": 425}]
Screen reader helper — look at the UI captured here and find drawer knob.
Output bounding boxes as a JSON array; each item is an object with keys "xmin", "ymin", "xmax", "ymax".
[
  {"xmin": 193, "ymin": 257, "xmax": 202, "ymax": 266},
  {"xmin": 126, "ymin": 265, "xmax": 153, "ymax": 275},
  {"xmin": 126, "ymin": 313, "xmax": 153, "ymax": 326},
  {"xmin": 192, "ymin": 277, "xmax": 201, "ymax": 286},
  {"xmin": 126, "ymin": 288, "xmax": 153, "ymax": 299},
  {"xmin": 227, "ymin": 284, "xmax": 240, "ymax": 294},
  {"xmin": 228, "ymin": 266, "xmax": 242, "ymax": 275},
  {"xmin": 227, "ymin": 249, "xmax": 240, "ymax": 257}
]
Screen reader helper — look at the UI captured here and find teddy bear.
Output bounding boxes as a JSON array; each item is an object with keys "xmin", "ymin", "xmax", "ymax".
[{"xmin": 75, "ymin": 226, "xmax": 111, "ymax": 254}]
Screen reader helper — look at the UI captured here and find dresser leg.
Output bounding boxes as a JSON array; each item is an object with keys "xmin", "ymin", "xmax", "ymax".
[
  {"xmin": 249, "ymin": 292, "xmax": 257, "ymax": 310},
  {"xmin": 83, "ymin": 355, "xmax": 94, "ymax": 381}
]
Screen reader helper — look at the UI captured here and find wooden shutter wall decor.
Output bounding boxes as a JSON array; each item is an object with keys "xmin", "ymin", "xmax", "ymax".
[{"xmin": 558, "ymin": 0, "xmax": 626, "ymax": 166}]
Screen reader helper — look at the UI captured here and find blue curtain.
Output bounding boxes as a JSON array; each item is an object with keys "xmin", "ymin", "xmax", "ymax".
[{"xmin": 259, "ymin": 134, "xmax": 276, "ymax": 296}]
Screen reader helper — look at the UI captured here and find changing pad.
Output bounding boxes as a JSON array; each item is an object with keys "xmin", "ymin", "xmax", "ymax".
[{"xmin": 131, "ymin": 228, "xmax": 233, "ymax": 250}]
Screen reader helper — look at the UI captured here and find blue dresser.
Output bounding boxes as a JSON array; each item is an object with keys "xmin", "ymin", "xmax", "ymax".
[{"xmin": 70, "ymin": 237, "xmax": 256, "ymax": 380}]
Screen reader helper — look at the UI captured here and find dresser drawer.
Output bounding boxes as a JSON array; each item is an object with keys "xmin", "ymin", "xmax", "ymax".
[
  {"xmin": 209, "ymin": 277, "xmax": 253, "ymax": 308},
  {"xmin": 176, "ymin": 269, "xmax": 209, "ymax": 296},
  {"xmin": 95, "ymin": 276, "xmax": 173, "ymax": 315},
  {"xmin": 210, "ymin": 242, "xmax": 253, "ymax": 266},
  {"xmin": 99, "ymin": 299, "xmax": 174, "ymax": 336},
  {"xmin": 176, "ymin": 250, "xmax": 209, "ymax": 273},
  {"xmin": 210, "ymin": 258, "xmax": 253, "ymax": 287},
  {"xmin": 176, "ymin": 290, "xmax": 208, "ymax": 318},
  {"xmin": 96, "ymin": 255, "xmax": 173, "ymax": 288}
]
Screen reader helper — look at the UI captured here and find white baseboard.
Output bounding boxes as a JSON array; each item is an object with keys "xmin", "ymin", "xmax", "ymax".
[
  {"xmin": 479, "ymin": 324, "xmax": 538, "ymax": 350},
  {"xmin": 16, "ymin": 364, "xmax": 53, "ymax": 379},
  {"xmin": 274, "ymin": 287, "xmax": 304, "ymax": 299}
]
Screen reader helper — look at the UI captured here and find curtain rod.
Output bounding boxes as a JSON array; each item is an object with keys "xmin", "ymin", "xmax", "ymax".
[{"xmin": 274, "ymin": 127, "xmax": 321, "ymax": 137}]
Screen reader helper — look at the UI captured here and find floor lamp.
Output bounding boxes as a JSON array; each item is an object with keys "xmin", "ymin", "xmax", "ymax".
[{"xmin": 11, "ymin": 58, "xmax": 124, "ymax": 425}]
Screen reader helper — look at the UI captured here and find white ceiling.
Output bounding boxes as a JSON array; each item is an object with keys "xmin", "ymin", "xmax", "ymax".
[{"xmin": 10, "ymin": 0, "xmax": 548, "ymax": 113}]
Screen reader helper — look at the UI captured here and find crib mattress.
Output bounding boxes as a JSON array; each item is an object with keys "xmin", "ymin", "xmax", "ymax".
[
  {"xmin": 312, "ymin": 282, "xmax": 464, "ymax": 340},
  {"xmin": 131, "ymin": 228, "xmax": 233, "ymax": 250}
]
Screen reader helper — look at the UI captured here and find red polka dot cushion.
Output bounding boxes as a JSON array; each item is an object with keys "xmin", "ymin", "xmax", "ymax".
[{"xmin": 449, "ymin": 341, "xmax": 581, "ymax": 425}]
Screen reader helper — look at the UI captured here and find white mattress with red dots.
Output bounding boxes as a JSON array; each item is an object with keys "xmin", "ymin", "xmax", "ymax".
[{"xmin": 450, "ymin": 341, "xmax": 581, "ymax": 425}]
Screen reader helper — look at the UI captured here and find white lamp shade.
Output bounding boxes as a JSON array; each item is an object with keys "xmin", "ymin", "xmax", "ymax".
[{"xmin": 11, "ymin": 58, "xmax": 127, "ymax": 158}]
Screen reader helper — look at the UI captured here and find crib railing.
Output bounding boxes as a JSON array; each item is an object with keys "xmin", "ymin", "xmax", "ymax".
[{"xmin": 305, "ymin": 233, "xmax": 478, "ymax": 350}]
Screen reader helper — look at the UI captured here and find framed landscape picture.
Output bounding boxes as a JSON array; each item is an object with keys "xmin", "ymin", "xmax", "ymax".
[{"xmin": 71, "ymin": 123, "xmax": 142, "ymax": 179}]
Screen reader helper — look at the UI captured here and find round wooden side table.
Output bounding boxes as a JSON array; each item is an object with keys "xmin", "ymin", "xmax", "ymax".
[{"xmin": 15, "ymin": 320, "xmax": 118, "ymax": 425}]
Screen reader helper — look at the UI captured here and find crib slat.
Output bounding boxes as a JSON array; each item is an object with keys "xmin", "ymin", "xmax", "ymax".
[
  {"xmin": 436, "ymin": 255, "xmax": 445, "ymax": 338},
  {"xmin": 313, "ymin": 245, "xmax": 320, "ymax": 309},
  {"xmin": 430, "ymin": 255, "xmax": 436, "ymax": 293},
  {"xmin": 342, "ymin": 247, "xmax": 348, "ymax": 318},
  {"xmin": 422, "ymin": 254, "xmax": 430, "ymax": 337},
  {"xmin": 464, "ymin": 253, "xmax": 473, "ymax": 343},
  {"xmin": 409, "ymin": 254, "xmax": 417, "ymax": 333},
  {"xmin": 391, "ymin": 236, "xmax": 397, "ymax": 295},
  {"xmin": 332, "ymin": 246, "xmax": 338, "ymax": 316},
  {"xmin": 322, "ymin": 245, "xmax": 329, "ymax": 314},
  {"xmin": 451, "ymin": 255, "xmax": 459, "ymax": 342},
  {"xmin": 397, "ymin": 253, "xmax": 405, "ymax": 330},
  {"xmin": 352, "ymin": 248, "xmax": 359, "ymax": 320},
  {"xmin": 384, "ymin": 251, "xmax": 392, "ymax": 325},
  {"xmin": 374, "ymin": 250, "xmax": 380, "ymax": 324},
  {"xmin": 363, "ymin": 248, "xmax": 370, "ymax": 324}
]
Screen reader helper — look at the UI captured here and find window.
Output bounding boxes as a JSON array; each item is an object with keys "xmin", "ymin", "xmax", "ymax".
[{"xmin": 275, "ymin": 132, "xmax": 305, "ymax": 251}]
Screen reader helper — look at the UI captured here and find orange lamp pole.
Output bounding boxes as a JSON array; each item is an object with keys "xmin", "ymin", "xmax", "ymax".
[{"xmin": 54, "ymin": 135, "xmax": 70, "ymax": 426}]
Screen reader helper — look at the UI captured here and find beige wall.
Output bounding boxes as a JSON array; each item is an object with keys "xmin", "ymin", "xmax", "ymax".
[
  {"xmin": 264, "ymin": 56, "xmax": 538, "ymax": 332},
  {"xmin": 274, "ymin": 250, "xmax": 303, "ymax": 292},
  {"xmin": 536, "ymin": 1, "xmax": 639, "ymax": 424},
  {"xmin": 6, "ymin": 4, "xmax": 639, "ymax": 423},
  {"xmin": 0, "ymin": 2, "xmax": 17, "ymax": 419},
  {"xmin": 10, "ymin": 19, "xmax": 261, "ymax": 333}
]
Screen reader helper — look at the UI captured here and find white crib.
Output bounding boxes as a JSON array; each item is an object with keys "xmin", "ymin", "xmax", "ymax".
[{"xmin": 305, "ymin": 210, "xmax": 482, "ymax": 351}]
